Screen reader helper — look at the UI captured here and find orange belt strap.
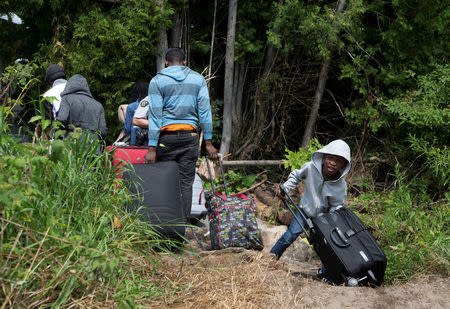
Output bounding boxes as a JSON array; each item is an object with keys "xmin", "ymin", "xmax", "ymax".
[{"xmin": 161, "ymin": 124, "xmax": 196, "ymax": 131}]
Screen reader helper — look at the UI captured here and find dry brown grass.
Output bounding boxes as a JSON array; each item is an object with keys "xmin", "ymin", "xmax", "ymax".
[
  {"xmin": 130, "ymin": 245, "xmax": 449, "ymax": 309},
  {"xmin": 139, "ymin": 248, "xmax": 305, "ymax": 309},
  {"xmin": 21, "ymin": 245, "xmax": 449, "ymax": 309}
]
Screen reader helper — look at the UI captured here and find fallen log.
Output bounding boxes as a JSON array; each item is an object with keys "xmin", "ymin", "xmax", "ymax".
[
  {"xmin": 222, "ymin": 160, "xmax": 284, "ymax": 166},
  {"xmin": 236, "ymin": 179, "xmax": 267, "ymax": 195}
]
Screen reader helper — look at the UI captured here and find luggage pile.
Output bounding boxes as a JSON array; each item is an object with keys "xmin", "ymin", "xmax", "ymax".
[{"xmin": 106, "ymin": 147, "xmax": 263, "ymax": 251}]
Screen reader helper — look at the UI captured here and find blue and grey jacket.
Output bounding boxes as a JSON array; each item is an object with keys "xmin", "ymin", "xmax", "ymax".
[
  {"xmin": 283, "ymin": 139, "xmax": 351, "ymax": 218},
  {"xmin": 147, "ymin": 66, "xmax": 213, "ymax": 146}
]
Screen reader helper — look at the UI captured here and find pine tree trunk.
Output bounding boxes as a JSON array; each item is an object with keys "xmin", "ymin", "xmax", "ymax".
[
  {"xmin": 232, "ymin": 62, "xmax": 247, "ymax": 141},
  {"xmin": 207, "ymin": 0, "xmax": 218, "ymax": 86},
  {"xmin": 155, "ymin": 0, "xmax": 168, "ymax": 72},
  {"xmin": 301, "ymin": 59, "xmax": 331, "ymax": 148},
  {"xmin": 199, "ymin": 0, "xmax": 217, "ymax": 154},
  {"xmin": 170, "ymin": 13, "xmax": 181, "ymax": 48},
  {"xmin": 220, "ymin": 0, "xmax": 238, "ymax": 155},
  {"xmin": 301, "ymin": 0, "xmax": 346, "ymax": 148},
  {"xmin": 235, "ymin": 0, "xmax": 283, "ymax": 158}
]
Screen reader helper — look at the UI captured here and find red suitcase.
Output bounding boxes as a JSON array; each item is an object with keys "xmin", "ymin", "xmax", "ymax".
[{"xmin": 106, "ymin": 146, "xmax": 148, "ymax": 180}]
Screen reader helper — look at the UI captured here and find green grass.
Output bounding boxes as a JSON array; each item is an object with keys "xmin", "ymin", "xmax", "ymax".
[
  {"xmin": 350, "ymin": 178, "xmax": 449, "ymax": 284},
  {"xmin": 0, "ymin": 119, "xmax": 185, "ymax": 308}
]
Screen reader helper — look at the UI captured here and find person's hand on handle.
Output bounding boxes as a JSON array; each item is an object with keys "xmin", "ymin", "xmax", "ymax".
[
  {"xmin": 205, "ymin": 140, "xmax": 218, "ymax": 160},
  {"xmin": 144, "ymin": 147, "xmax": 157, "ymax": 164},
  {"xmin": 277, "ymin": 184, "xmax": 288, "ymax": 200},
  {"xmin": 276, "ymin": 188, "xmax": 287, "ymax": 200}
]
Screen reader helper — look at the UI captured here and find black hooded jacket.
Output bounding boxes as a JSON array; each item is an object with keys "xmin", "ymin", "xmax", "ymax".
[{"xmin": 56, "ymin": 74, "xmax": 107, "ymax": 137}]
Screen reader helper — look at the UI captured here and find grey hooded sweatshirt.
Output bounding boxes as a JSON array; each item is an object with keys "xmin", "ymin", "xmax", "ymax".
[
  {"xmin": 283, "ymin": 139, "xmax": 351, "ymax": 218},
  {"xmin": 56, "ymin": 74, "xmax": 107, "ymax": 137}
]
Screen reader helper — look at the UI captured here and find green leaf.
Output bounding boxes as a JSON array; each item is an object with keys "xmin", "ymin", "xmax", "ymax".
[{"xmin": 29, "ymin": 115, "xmax": 43, "ymax": 123}]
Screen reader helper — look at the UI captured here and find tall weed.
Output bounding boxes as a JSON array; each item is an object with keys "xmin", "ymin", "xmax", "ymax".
[
  {"xmin": 0, "ymin": 124, "xmax": 183, "ymax": 307},
  {"xmin": 351, "ymin": 167, "xmax": 449, "ymax": 283}
]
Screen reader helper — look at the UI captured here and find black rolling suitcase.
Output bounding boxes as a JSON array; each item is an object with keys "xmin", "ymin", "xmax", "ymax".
[
  {"xmin": 122, "ymin": 161, "xmax": 186, "ymax": 239},
  {"xmin": 280, "ymin": 185, "xmax": 387, "ymax": 286}
]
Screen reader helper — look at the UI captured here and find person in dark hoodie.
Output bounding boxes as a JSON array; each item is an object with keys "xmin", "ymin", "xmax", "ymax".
[
  {"xmin": 144, "ymin": 47, "xmax": 218, "ymax": 222},
  {"xmin": 270, "ymin": 139, "xmax": 351, "ymax": 285},
  {"xmin": 56, "ymin": 74, "xmax": 107, "ymax": 139}
]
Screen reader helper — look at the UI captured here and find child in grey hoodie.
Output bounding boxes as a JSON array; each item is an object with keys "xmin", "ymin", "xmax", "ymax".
[{"xmin": 270, "ymin": 139, "xmax": 351, "ymax": 284}]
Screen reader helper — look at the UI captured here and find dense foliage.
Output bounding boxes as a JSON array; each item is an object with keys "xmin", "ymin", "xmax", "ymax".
[
  {"xmin": 1, "ymin": 0, "xmax": 449, "ymax": 296},
  {"xmin": 0, "ymin": 108, "xmax": 185, "ymax": 307}
]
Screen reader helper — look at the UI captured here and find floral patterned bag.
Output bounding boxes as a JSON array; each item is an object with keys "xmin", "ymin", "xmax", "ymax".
[{"xmin": 204, "ymin": 156, "xmax": 263, "ymax": 250}]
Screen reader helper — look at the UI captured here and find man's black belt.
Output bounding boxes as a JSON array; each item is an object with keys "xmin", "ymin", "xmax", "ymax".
[{"xmin": 160, "ymin": 129, "xmax": 197, "ymax": 135}]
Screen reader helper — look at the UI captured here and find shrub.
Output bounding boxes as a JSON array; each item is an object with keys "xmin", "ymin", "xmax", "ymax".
[
  {"xmin": 0, "ymin": 121, "xmax": 183, "ymax": 307},
  {"xmin": 350, "ymin": 168, "xmax": 449, "ymax": 283},
  {"xmin": 283, "ymin": 138, "xmax": 323, "ymax": 171}
]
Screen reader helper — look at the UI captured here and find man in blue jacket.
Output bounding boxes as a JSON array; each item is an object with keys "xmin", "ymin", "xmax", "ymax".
[{"xmin": 144, "ymin": 47, "xmax": 218, "ymax": 220}]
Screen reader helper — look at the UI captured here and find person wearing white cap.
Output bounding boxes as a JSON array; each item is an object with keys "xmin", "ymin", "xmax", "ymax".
[{"xmin": 43, "ymin": 64, "xmax": 67, "ymax": 119}]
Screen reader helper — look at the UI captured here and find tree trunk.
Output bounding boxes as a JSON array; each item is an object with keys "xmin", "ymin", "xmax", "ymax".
[
  {"xmin": 262, "ymin": 0, "xmax": 283, "ymax": 78},
  {"xmin": 182, "ymin": 4, "xmax": 190, "ymax": 65},
  {"xmin": 220, "ymin": 0, "xmax": 238, "ymax": 155},
  {"xmin": 301, "ymin": 0, "xmax": 346, "ymax": 148},
  {"xmin": 222, "ymin": 160, "xmax": 284, "ymax": 166},
  {"xmin": 170, "ymin": 13, "xmax": 181, "ymax": 48},
  {"xmin": 232, "ymin": 62, "xmax": 247, "ymax": 141},
  {"xmin": 155, "ymin": 0, "xmax": 168, "ymax": 72},
  {"xmin": 235, "ymin": 0, "xmax": 283, "ymax": 159},
  {"xmin": 199, "ymin": 0, "xmax": 217, "ymax": 154},
  {"xmin": 301, "ymin": 59, "xmax": 331, "ymax": 148},
  {"xmin": 207, "ymin": 0, "xmax": 218, "ymax": 87}
]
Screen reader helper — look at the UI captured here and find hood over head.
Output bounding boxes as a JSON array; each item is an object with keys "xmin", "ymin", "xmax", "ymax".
[
  {"xmin": 45, "ymin": 64, "xmax": 65, "ymax": 83},
  {"xmin": 61, "ymin": 74, "xmax": 93, "ymax": 98},
  {"xmin": 157, "ymin": 66, "xmax": 192, "ymax": 82},
  {"xmin": 311, "ymin": 139, "xmax": 351, "ymax": 180}
]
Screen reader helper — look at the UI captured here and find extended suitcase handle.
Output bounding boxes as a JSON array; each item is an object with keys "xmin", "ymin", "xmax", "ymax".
[
  {"xmin": 330, "ymin": 227, "xmax": 350, "ymax": 248},
  {"xmin": 217, "ymin": 154, "xmax": 230, "ymax": 197},
  {"xmin": 205, "ymin": 155, "xmax": 217, "ymax": 194},
  {"xmin": 279, "ymin": 184, "xmax": 314, "ymax": 241},
  {"xmin": 205, "ymin": 154, "xmax": 230, "ymax": 198}
]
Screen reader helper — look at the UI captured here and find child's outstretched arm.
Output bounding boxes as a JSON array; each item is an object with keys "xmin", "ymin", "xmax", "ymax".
[{"xmin": 277, "ymin": 164, "xmax": 309, "ymax": 199}]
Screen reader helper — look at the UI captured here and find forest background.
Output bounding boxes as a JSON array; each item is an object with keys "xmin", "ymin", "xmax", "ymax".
[{"xmin": 0, "ymin": 0, "xmax": 448, "ymax": 307}]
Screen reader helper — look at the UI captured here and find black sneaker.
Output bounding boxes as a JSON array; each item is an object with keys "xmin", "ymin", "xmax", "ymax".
[
  {"xmin": 322, "ymin": 276, "xmax": 335, "ymax": 285},
  {"xmin": 316, "ymin": 268, "xmax": 325, "ymax": 279}
]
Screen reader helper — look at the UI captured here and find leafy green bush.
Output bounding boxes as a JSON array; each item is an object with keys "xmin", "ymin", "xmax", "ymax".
[
  {"xmin": 283, "ymin": 138, "xmax": 322, "ymax": 171},
  {"xmin": 0, "ymin": 120, "xmax": 183, "ymax": 307},
  {"xmin": 385, "ymin": 64, "xmax": 450, "ymax": 189},
  {"xmin": 203, "ymin": 169, "xmax": 257, "ymax": 195},
  {"xmin": 350, "ymin": 168, "xmax": 449, "ymax": 283}
]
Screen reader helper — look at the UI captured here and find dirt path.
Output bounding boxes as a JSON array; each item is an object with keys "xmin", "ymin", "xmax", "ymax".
[{"xmin": 141, "ymin": 229, "xmax": 449, "ymax": 309}]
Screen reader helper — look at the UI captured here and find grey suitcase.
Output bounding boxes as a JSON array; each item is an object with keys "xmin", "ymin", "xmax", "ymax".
[{"xmin": 122, "ymin": 161, "xmax": 186, "ymax": 239}]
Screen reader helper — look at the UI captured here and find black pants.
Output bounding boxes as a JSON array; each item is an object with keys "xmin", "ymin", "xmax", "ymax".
[{"xmin": 156, "ymin": 131, "xmax": 199, "ymax": 219}]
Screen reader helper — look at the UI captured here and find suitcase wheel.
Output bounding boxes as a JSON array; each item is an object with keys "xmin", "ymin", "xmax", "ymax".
[{"xmin": 346, "ymin": 277, "xmax": 359, "ymax": 287}]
